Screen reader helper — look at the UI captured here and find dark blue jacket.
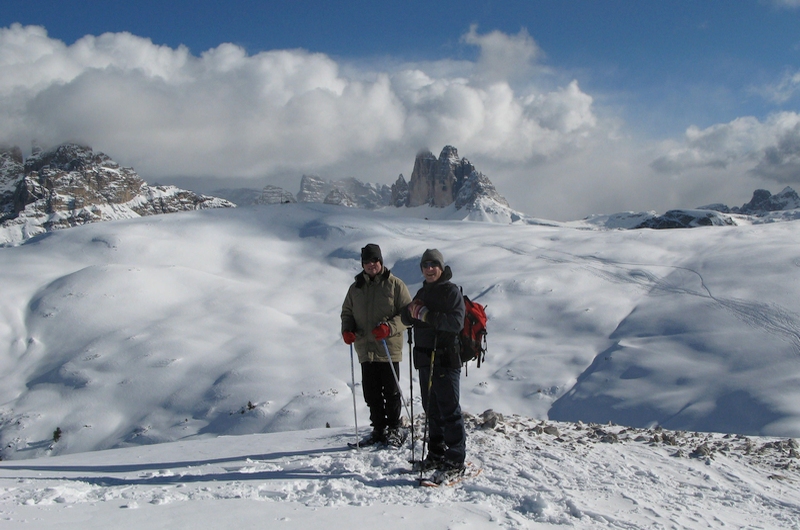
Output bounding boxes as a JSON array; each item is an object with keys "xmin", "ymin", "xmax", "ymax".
[{"xmin": 402, "ymin": 266, "xmax": 465, "ymax": 368}]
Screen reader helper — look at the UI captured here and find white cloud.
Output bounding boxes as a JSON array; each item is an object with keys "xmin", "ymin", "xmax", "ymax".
[
  {"xmin": 755, "ymin": 69, "xmax": 800, "ymax": 104},
  {"xmin": 0, "ymin": 23, "xmax": 598, "ymax": 182},
  {"xmin": 651, "ymin": 112, "xmax": 800, "ymax": 184},
  {"xmin": 461, "ymin": 24, "xmax": 543, "ymax": 84},
  {"xmin": 2, "ymin": 23, "xmax": 793, "ymax": 221}
]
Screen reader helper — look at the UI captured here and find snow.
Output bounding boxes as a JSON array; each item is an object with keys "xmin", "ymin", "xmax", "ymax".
[{"xmin": 0, "ymin": 203, "xmax": 799, "ymax": 528}]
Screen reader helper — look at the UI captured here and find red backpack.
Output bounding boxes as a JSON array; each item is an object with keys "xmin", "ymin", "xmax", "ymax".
[{"xmin": 459, "ymin": 293, "xmax": 487, "ymax": 372}]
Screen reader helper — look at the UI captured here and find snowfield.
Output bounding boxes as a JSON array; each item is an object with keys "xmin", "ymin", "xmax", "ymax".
[
  {"xmin": 1, "ymin": 417, "xmax": 798, "ymax": 528},
  {"xmin": 0, "ymin": 203, "xmax": 799, "ymax": 528}
]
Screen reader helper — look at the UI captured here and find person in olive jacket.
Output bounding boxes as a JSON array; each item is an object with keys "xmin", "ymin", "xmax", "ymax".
[
  {"xmin": 402, "ymin": 248, "xmax": 466, "ymax": 481},
  {"xmin": 341, "ymin": 244, "xmax": 412, "ymax": 446}
]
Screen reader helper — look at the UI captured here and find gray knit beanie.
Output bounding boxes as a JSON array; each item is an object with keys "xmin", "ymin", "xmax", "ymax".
[{"xmin": 420, "ymin": 248, "xmax": 445, "ymax": 269}]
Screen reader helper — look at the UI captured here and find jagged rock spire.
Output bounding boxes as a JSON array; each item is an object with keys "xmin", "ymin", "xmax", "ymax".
[{"xmin": 406, "ymin": 147, "xmax": 474, "ymax": 207}]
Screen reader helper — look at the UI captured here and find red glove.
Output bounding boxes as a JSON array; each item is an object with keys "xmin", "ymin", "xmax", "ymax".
[
  {"xmin": 372, "ymin": 323, "xmax": 391, "ymax": 340},
  {"xmin": 342, "ymin": 331, "xmax": 356, "ymax": 345}
]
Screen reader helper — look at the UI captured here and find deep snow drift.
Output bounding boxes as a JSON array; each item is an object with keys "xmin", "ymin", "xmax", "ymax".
[{"xmin": 0, "ymin": 203, "xmax": 799, "ymax": 527}]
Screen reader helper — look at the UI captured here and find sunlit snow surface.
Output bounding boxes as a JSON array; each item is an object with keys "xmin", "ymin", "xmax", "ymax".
[{"xmin": 0, "ymin": 203, "xmax": 799, "ymax": 527}]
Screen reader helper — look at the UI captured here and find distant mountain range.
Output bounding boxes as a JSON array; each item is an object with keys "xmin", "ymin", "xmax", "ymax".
[
  {"xmin": 580, "ymin": 186, "xmax": 800, "ymax": 230},
  {"xmin": 212, "ymin": 145, "xmax": 522, "ymax": 222},
  {"xmin": 0, "ymin": 144, "xmax": 234, "ymax": 246},
  {"xmin": 3, "ymin": 142, "xmax": 800, "ymax": 246}
]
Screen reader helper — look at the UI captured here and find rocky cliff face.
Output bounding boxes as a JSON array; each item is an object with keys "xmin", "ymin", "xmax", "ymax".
[
  {"xmin": 0, "ymin": 146, "xmax": 23, "ymax": 217},
  {"xmin": 454, "ymin": 168, "xmax": 511, "ymax": 211},
  {"xmin": 390, "ymin": 174, "xmax": 408, "ymax": 208},
  {"xmin": 736, "ymin": 187, "xmax": 800, "ymax": 214},
  {"xmin": 297, "ymin": 174, "xmax": 391, "ymax": 210},
  {"xmin": 0, "ymin": 144, "xmax": 234, "ymax": 246},
  {"xmin": 405, "ymin": 146, "xmax": 512, "ymax": 215},
  {"xmin": 259, "ymin": 185, "xmax": 297, "ymax": 205},
  {"xmin": 211, "ymin": 186, "xmax": 297, "ymax": 206},
  {"xmin": 406, "ymin": 146, "xmax": 478, "ymax": 208}
]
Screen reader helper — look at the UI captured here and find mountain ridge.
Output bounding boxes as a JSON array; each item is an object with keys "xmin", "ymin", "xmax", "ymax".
[
  {"xmin": 214, "ymin": 145, "xmax": 522, "ymax": 222},
  {"xmin": 0, "ymin": 144, "xmax": 235, "ymax": 246},
  {"xmin": 4, "ymin": 142, "xmax": 800, "ymax": 246}
]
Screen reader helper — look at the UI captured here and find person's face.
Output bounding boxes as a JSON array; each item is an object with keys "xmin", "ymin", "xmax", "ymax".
[
  {"xmin": 362, "ymin": 258, "xmax": 383, "ymax": 277},
  {"xmin": 421, "ymin": 260, "xmax": 442, "ymax": 283}
]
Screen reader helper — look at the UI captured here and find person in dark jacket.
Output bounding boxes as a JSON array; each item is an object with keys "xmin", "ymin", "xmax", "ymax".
[
  {"xmin": 341, "ymin": 244, "xmax": 412, "ymax": 446},
  {"xmin": 402, "ymin": 248, "xmax": 466, "ymax": 482}
]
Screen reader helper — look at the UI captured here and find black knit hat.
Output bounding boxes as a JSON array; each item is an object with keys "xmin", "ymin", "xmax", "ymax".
[{"xmin": 361, "ymin": 243, "xmax": 383, "ymax": 263}]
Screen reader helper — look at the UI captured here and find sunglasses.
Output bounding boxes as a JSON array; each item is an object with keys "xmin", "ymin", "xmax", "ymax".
[
  {"xmin": 421, "ymin": 261, "xmax": 441, "ymax": 269},
  {"xmin": 362, "ymin": 258, "xmax": 381, "ymax": 265}
]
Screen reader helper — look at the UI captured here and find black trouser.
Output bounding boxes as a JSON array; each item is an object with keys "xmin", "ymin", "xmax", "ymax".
[
  {"xmin": 418, "ymin": 363, "xmax": 466, "ymax": 465},
  {"xmin": 361, "ymin": 361, "xmax": 402, "ymax": 432}
]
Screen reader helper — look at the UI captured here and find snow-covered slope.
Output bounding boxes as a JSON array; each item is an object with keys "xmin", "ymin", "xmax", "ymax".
[
  {"xmin": 1, "ymin": 202, "xmax": 799, "ymax": 528},
  {"xmin": 1, "ymin": 203, "xmax": 799, "ymax": 464}
]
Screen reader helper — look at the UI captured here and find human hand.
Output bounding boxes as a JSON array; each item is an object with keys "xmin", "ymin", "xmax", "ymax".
[
  {"xmin": 372, "ymin": 323, "xmax": 391, "ymax": 340},
  {"xmin": 408, "ymin": 300, "xmax": 429, "ymax": 322},
  {"xmin": 342, "ymin": 331, "xmax": 357, "ymax": 345}
]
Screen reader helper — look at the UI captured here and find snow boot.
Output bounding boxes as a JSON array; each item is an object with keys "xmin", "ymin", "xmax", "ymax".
[
  {"xmin": 386, "ymin": 427, "xmax": 408, "ymax": 448},
  {"xmin": 349, "ymin": 428, "xmax": 386, "ymax": 448},
  {"xmin": 427, "ymin": 460, "xmax": 466, "ymax": 485},
  {"xmin": 412, "ymin": 453, "xmax": 444, "ymax": 473}
]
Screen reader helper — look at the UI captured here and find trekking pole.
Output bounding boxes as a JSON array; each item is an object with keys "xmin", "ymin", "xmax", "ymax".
[
  {"xmin": 349, "ymin": 343, "xmax": 360, "ymax": 449},
  {"xmin": 408, "ymin": 329, "xmax": 415, "ymax": 463},
  {"xmin": 381, "ymin": 339, "xmax": 412, "ymax": 420},
  {"xmin": 419, "ymin": 336, "xmax": 437, "ymax": 479}
]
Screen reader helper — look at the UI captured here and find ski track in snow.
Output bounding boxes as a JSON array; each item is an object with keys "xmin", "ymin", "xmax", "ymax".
[
  {"xmin": 1, "ymin": 415, "xmax": 798, "ymax": 529},
  {"xmin": 496, "ymin": 240, "xmax": 800, "ymax": 355}
]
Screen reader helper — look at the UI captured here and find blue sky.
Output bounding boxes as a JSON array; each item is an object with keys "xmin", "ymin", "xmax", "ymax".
[{"xmin": 2, "ymin": 1, "xmax": 800, "ymax": 219}]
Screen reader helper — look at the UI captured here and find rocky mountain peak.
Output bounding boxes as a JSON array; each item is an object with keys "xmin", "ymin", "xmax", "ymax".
[
  {"xmin": 455, "ymin": 170, "xmax": 511, "ymax": 210},
  {"xmin": 737, "ymin": 187, "xmax": 800, "ymax": 214},
  {"xmin": 408, "ymin": 147, "xmax": 456, "ymax": 207},
  {"xmin": 390, "ymin": 174, "xmax": 408, "ymax": 207},
  {"xmin": 24, "ymin": 143, "xmax": 116, "ymax": 174},
  {"xmin": 0, "ymin": 143, "xmax": 234, "ymax": 246},
  {"xmin": 405, "ymin": 145, "xmax": 507, "ymax": 210},
  {"xmin": 296, "ymin": 174, "xmax": 391, "ymax": 210},
  {"xmin": 248, "ymin": 145, "xmax": 516, "ymax": 220},
  {"xmin": 259, "ymin": 185, "xmax": 297, "ymax": 205},
  {"xmin": 296, "ymin": 174, "xmax": 330, "ymax": 203}
]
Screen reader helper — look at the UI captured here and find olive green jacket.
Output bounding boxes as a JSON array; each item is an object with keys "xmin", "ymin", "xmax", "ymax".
[{"xmin": 341, "ymin": 267, "xmax": 412, "ymax": 363}]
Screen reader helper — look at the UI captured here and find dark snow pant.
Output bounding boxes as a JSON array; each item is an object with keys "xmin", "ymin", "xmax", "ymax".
[
  {"xmin": 361, "ymin": 361, "xmax": 402, "ymax": 433},
  {"xmin": 418, "ymin": 364, "xmax": 466, "ymax": 465}
]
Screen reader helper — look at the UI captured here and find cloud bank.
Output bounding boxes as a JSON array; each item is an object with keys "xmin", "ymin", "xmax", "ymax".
[
  {"xmin": 0, "ymin": 24, "xmax": 595, "ymax": 176},
  {"xmin": 0, "ymin": 23, "xmax": 796, "ymax": 219},
  {"xmin": 652, "ymin": 112, "xmax": 800, "ymax": 185}
]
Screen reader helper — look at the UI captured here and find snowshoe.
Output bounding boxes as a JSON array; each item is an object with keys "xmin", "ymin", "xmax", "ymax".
[
  {"xmin": 419, "ymin": 461, "xmax": 469, "ymax": 487},
  {"xmin": 385, "ymin": 427, "xmax": 408, "ymax": 448}
]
